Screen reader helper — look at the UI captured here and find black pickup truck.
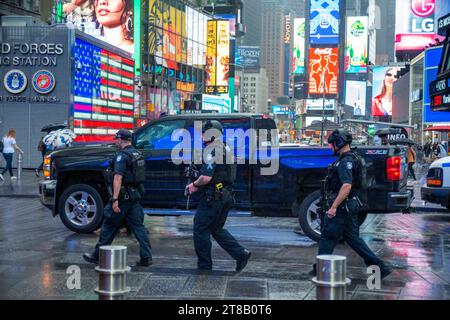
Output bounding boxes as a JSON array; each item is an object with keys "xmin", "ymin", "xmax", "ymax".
[{"xmin": 39, "ymin": 113, "xmax": 413, "ymax": 241}]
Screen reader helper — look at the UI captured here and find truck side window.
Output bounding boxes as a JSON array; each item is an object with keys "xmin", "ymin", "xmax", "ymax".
[{"xmin": 136, "ymin": 120, "xmax": 186, "ymax": 150}]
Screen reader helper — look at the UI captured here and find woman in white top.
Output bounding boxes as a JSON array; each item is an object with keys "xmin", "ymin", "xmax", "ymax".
[{"xmin": 1, "ymin": 129, "xmax": 24, "ymax": 181}]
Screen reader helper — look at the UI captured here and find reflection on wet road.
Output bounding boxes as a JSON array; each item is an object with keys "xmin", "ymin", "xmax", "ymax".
[{"xmin": 0, "ymin": 198, "xmax": 449, "ymax": 300}]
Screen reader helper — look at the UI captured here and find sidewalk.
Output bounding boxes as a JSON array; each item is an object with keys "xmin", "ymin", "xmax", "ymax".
[{"xmin": 0, "ymin": 170, "xmax": 41, "ymax": 198}]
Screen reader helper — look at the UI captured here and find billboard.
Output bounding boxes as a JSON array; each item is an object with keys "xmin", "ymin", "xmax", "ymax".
[
  {"xmin": 395, "ymin": 0, "xmax": 437, "ymax": 52},
  {"xmin": 206, "ymin": 20, "xmax": 217, "ymax": 93},
  {"xmin": 216, "ymin": 20, "xmax": 230, "ymax": 93},
  {"xmin": 371, "ymin": 66, "xmax": 404, "ymax": 116},
  {"xmin": 62, "ymin": 0, "xmax": 136, "ymax": 54},
  {"xmin": 202, "ymin": 94, "xmax": 232, "ymax": 113},
  {"xmin": 424, "ymin": 46, "xmax": 450, "ymax": 122},
  {"xmin": 308, "ymin": 48, "xmax": 339, "ymax": 95},
  {"xmin": 345, "ymin": 81, "xmax": 367, "ymax": 116},
  {"xmin": 306, "ymin": 99, "xmax": 336, "ymax": 111},
  {"xmin": 293, "ymin": 18, "xmax": 306, "ymax": 74},
  {"xmin": 205, "ymin": 20, "xmax": 230, "ymax": 94},
  {"xmin": 345, "ymin": 16, "xmax": 368, "ymax": 73},
  {"xmin": 310, "ymin": 0, "xmax": 340, "ymax": 44},
  {"xmin": 73, "ymin": 37, "xmax": 135, "ymax": 142},
  {"xmin": 214, "ymin": 14, "xmax": 236, "ymax": 37},
  {"xmin": 236, "ymin": 46, "xmax": 260, "ymax": 69}
]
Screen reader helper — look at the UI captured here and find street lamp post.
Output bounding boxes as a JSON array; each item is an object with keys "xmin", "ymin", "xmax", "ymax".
[{"xmin": 321, "ymin": 71, "xmax": 326, "ymax": 146}]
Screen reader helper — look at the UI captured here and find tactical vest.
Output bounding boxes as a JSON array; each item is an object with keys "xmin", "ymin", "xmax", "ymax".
[
  {"xmin": 121, "ymin": 149, "xmax": 146, "ymax": 186},
  {"xmin": 343, "ymin": 151, "xmax": 368, "ymax": 208},
  {"xmin": 210, "ymin": 144, "xmax": 237, "ymax": 187},
  {"xmin": 107, "ymin": 148, "xmax": 145, "ymax": 186}
]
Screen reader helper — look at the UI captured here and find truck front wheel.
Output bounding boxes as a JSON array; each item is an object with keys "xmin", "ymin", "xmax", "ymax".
[
  {"xmin": 59, "ymin": 184, "xmax": 104, "ymax": 234},
  {"xmin": 296, "ymin": 190, "xmax": 368, "ymax": 242}
]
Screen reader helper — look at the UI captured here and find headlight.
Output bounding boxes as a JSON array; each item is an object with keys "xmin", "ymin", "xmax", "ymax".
[{"xmin": 43, "ymin": 155, "xmax": 52, "ymax": 179}]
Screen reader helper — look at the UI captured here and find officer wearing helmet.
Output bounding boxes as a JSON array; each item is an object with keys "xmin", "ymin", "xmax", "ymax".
[
  {"xmin": 310, "ymin": 128, "xmax": 392, "ymax": 279},
  {"xmin": 83, "ymin": 129, "xmax": 153, "ymax": 267},
  {"xmin": 185, "ymin": 120, "xmax": 251, "ymax": 272}
]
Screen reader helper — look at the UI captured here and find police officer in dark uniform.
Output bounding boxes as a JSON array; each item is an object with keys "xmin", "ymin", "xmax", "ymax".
[
  {"xmin": 185, "ymin": 120, "xmax": 251, "ymax": 272},
  {"xmin": 311, "ymin": 129, "xmax": 392, "ymax": 278},
  {"xmin": 83, "ymin": 129, "xmax": 153, "ymax": 267}
]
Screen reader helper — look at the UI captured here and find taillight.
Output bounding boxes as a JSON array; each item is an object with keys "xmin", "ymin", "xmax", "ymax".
[
  {"xmin": 427, "ymin": 179, "xmax": 442, "ymax": 187},
  {"xmin": 386, "ymin": 156, "xmax": 402, "ymax": 181},
  {"xmin": 427, "ymin": 168, "xmax": 443, "ymax": 187}
]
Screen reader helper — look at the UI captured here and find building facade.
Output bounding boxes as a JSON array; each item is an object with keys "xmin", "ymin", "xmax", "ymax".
[
  {"xmin": 409, "ymin": 52, "xmax": 424, "ymax": 144},
  {"xmin": 241, "ymin": 68, "xmax": 268, "ymax": 113},
  {"xmin": 260, "ymin": 0, "xmax": 285, "ymax": 103}
]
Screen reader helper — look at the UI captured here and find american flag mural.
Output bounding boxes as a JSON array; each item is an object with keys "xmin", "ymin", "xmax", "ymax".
[{"xmin": 73, "ymin": 38, "xmax": 135, "ymax": 142}]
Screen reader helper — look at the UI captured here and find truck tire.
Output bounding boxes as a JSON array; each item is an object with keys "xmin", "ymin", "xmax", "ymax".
[
  {"xmin": 297, "ymin": 190, "xmax": 323, "ymax": 242},
  {"xmin": 296, "ymin": 191, "xmax": 368, "ymax": 242},
  {"xmin": 59, "ymin": 184, "xmax": 104, "ymax": 234}
]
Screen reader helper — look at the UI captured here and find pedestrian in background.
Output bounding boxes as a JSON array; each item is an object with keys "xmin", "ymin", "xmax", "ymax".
[
  {"xmin": 407, "ymin": 145, "xmax": 416, "ymax": 181},
  {"xmin": 0, "ymin": 129, "xmax": 24, "ymax": 182}
]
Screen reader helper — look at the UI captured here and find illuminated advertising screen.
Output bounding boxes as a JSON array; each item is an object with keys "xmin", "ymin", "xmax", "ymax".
[
  {"xmin": 371, "ymin": 66, "xmax": 404, "ymax": 116},
  {"xmin": 62, "ymin": 0, "xmax": 136, "ymax": 54},
  {"xmin": 206, "ymin": 20, "xmax": 217, "ymax": 93},
  {"xmin": 310, "ymin": 0, "xmax": 340, "ymax": 45},
  {"xmin": 293, "ymin": 18, "xmax": 306, "ymax": 74},
  {"xmin": 424, "ymin": 46, "xmax": 450, "ymax": 121},
  {"xmin": 395, "ymin": 0, "xmax": 436, "ymax": 52},
  {"xmin": 345, "ymin": 16, "xmax": 368, "ymax": 73},
  {"xmin": 306, "ymin": 99, "xmax": 335, "ymax": 111},
  {"xmin": 206, "ymin": 20, "xmax": 229, "ymax": 94},
  {"xmin": 73, "ymin": 38, "xmax": 135, "ymax": 142},
  {"xmin": 236, "ymin": 46, "xmax": 260, "ymax": 69},
  {"xmin": 214, "ymin": 14, "xmax": 236, "ymax": 37},
  {"xmin": 345, "ymin": 80, "xmax": 367, "ymax": 116},
  {"xmin": 308, "ymin": 48, "xmax": 339, "ymax": 95},
  {"xmin": 202, "ymin": 94, "xmax": 232, "ymax": 113},
  {"xmin": 216, "ymin": 20, "xmax": 230, "ymax": 93}
]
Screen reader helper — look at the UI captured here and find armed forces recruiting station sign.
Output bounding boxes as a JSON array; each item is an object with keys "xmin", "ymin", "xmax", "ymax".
[{"xmin": 0, "ymin": 34, "xmax": 68, "ymax": 104}]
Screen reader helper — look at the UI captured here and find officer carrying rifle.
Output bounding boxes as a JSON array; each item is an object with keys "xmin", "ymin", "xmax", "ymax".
[
  {"xmin": 83, "ymin": 129, "xmax": 153, "ymax": 267},
  {"xmin": 310, "ymin": 129, "xmax": 392, "ymax": 279},
  {"xmin": 185, "ymin": 120, "xmax": 251, "ymax": 272}
]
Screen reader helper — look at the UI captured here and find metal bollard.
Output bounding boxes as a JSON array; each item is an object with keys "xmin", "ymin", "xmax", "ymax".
[
  {"xmin": 95, "ymin": 246, "xmax": 131, "ymax": 300},
  {"xmin": 17, "ymin": 153, "xmax": 22, "ymax": 180},
  {"xmin": 312, "ymin": 255, "xmax": 351, "ymax": 300}
]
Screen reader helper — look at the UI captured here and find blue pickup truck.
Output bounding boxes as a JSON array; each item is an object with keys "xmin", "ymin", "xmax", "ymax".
[{"xmin": 39, "ymin": 113, "xmax": 413, "ymax": 241}]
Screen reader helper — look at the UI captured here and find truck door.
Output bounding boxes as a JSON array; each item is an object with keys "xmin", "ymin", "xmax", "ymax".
[{"xmin": 135, "ymin": 119, "xmax": 188, "ymax": 206}]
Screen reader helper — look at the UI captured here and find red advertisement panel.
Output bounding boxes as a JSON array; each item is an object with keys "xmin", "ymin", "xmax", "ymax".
[{"xmin": 308, "ymin": 48, "xmax": 339, "ymax": 95}]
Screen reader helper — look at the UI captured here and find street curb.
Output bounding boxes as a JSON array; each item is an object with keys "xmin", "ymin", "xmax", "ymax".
[{"xmin": 412, "ymin": 206, "xmax": 448, "ymax": 213}]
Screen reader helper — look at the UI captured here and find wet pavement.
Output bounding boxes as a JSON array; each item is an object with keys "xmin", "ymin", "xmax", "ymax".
[{"xmin": 0, "ymin": 196, "xmax": 450, "ymax": 300}]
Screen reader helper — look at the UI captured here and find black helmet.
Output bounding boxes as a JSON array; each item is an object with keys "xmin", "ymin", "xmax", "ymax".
[
  {"xmin": 202, "ymin": 120, "xmax": 223, "ymax": 133},
  {"xmin": 202, "ymin": 120, "xmax": 223, "ymax": 143},
  {"xmin": 328, "ymin": 128, "xmax": 352, "ymax": 149}
]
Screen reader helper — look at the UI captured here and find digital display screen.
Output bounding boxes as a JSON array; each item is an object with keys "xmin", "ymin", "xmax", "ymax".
[
  {"xmin": 309, "ymin": 0, "xmax": 340, "ymax": 45},
  {"xmin": 308, "ymin": 47, "xmax": 339, "ymax": 95},
  {"xmin": 73, "ymin": 38, "xmax": 135, "ymax": 142},
  {"xmin": 345, "ymin": 16, "xmax": 368, "ymax": 73}
]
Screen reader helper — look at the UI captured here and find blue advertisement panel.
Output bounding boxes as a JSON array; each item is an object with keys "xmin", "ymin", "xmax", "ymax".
[
  {"xmin": 423, "ymin": 46, "xmax": 450, "ymax": 123},
  {"xmin": 236, "ymin": 46, "xmax": 260, "ymax": 69},
  {"xmin": 310, "ymin": 0, "xmax": 340, "ymax": 45},
  {"xmin": 435, "ymin": 0, "xmax": 450, "ymax": 28}
]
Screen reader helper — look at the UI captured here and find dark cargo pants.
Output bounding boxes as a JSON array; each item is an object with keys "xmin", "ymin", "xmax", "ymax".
[
  {"xmin": 193, "ymin": 189, "xmax": 247, "ymax": 269},
  {"xmin": 94, "ymin": 201, "xmax": 152, "ymax": 260},
  {"xmin": 318, "ymin": 198, "xmax": 387, "ymax": 271}
]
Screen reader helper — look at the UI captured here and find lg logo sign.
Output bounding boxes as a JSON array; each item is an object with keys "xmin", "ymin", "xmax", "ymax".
[{"xmin": 411, "ymin": 0, "xmax": 435, "ymax": 18}]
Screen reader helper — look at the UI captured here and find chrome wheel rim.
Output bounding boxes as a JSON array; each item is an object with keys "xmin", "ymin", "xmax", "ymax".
[
  {"xmin": 306, "ymin": 198, "xmax": 322, "ymax": 237},
  {"xmin": 64, "ymin": 191, "xmax": 97, "ymax": 227}
]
